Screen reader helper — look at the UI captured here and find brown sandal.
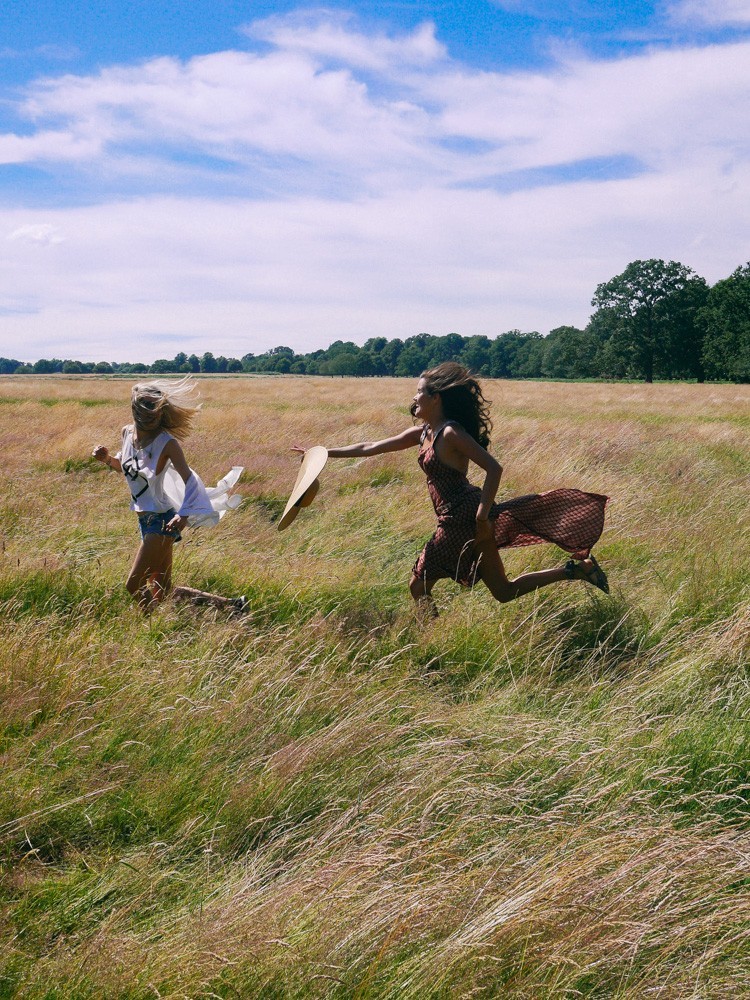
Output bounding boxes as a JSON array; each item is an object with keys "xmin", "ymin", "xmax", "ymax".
[{"xmin": 564, "ymin": 555, "xmax": 609, "ymax": 594}]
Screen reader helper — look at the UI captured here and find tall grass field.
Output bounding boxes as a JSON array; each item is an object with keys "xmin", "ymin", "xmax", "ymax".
[{"xmin": 1, "ymin": 375, "xmax": 749, "ymax": 999}]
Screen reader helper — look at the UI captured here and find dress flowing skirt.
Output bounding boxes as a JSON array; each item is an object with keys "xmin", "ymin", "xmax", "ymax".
[{"xmin": 412, "ymin": 488, "xmax": 609, "ymax": 587}]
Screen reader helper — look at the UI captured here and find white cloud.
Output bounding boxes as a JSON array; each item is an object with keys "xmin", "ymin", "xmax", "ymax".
[
  {"xmin": 244, "ymin": 11, "xmax": 445, "ymax": 72},
  {"xmin": 0, "ymin": 129, "xmax": 102, "ymax": 164},
  {"xmin": 10, "ymin": 49, "xmax": 432, "ymax": 186},
  {"xmin": 7, "ymin": 223, "xmax": 65, "ymax": 245},
  {"xmin": 669, "ymin": 0, "xmax": 750, "ymax": 26}
]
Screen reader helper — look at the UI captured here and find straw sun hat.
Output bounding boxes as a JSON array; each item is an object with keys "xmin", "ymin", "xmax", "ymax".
[{"xmin": 278, "ymin": 446, "xmax": 328, "ymax": 530}]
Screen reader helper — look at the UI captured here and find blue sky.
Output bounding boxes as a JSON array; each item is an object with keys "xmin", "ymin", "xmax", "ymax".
[{"xmin": 2, "ymin": 0, "xmax": 750, "ymax": 361}]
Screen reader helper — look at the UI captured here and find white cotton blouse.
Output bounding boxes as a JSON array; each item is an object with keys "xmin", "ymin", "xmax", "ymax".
[{"xmin": 116, "ymin": 426, "xmax": 243, "ymax": 527}]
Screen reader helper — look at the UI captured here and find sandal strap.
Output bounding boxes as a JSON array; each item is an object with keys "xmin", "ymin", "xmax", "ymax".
[{"xmin": 563, "ymin": 559, "xmax": 577, "ymax": 580}]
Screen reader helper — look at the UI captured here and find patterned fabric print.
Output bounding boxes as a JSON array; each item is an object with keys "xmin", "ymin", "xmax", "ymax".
[{"xmin": 412, "ymin": 426, "xmax": 608, "ymax": 587}]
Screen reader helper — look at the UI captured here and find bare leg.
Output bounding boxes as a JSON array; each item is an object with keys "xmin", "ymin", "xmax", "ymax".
[
  {"xmin": 171, "ymin": 585, "xmax": 240, "ymax": 610},
  {"xmin": 126, "ymin": 534, "xmax": 174, "ymax": 612},
  {"xmin": 126, "ymin": 535, "xmax": 243, "ymax": 613},
  {"xmin": 409, "ymin": 573, "xmax": 439, "ymax": 621},
  {"xmin": 147, "ymin": 538, "xmax": 173, "ymax": 605},
  {"xmin": 475, "ymin": 534, "xmax": 599, "ymax": 604}
]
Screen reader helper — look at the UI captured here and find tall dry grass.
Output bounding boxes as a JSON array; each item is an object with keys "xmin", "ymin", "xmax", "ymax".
[{"xmin": 0, "ymin": 375, "xmax": 749, "ymax": 998}]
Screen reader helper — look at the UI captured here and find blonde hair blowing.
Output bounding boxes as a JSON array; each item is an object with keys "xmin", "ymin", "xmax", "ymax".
[{"xmin": 131, "ymin": 377, "xmax": 200, "ymax": 440}]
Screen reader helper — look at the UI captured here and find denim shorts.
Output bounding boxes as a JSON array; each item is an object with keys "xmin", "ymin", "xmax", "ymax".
[{"xmin": 137, "ymin": 509, "xmax": 182, "ymax": 543}]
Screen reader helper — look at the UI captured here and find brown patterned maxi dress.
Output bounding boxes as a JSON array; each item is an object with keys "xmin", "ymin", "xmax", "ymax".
[{"xmin": 412, "ymin": 423, "xmax": 609, "ymax": 587}]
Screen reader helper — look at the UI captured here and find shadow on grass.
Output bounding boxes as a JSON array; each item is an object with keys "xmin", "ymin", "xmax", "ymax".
[
  {"xmin": 552, "ymin": 595, "xmax": 651, "ymax": 679},
  {"xmin": 182, "ymin": 573, "xmax": 408, "ymax": 640},
  {"xmin": 313, "ymin": 584, "xmax": 407, "ymax": 637},
  {"xmin": 245, "ymin": 492, "xmax": 288, "ymax": 523},
  {"xmin": 413, "ymin": 624, "xmax": 517, "ymax": 699}
]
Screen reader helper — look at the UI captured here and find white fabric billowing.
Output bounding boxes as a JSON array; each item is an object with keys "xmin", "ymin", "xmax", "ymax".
[
  {"xmin": 164, "ymin": 466, "xmax": 244, "ymax": 528},
  {"xmin": 118, "ymin": 426, "xmax": 242, "ymax": 526}
]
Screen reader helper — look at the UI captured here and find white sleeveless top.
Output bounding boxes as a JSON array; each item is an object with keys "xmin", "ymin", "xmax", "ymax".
[
  {"xmin": 118, "ymin": 427, "xmax": 174, "ymax": 513},
  {"xmin": 117, "ymin": 426, "xmax": 244, "ymax": 526}
]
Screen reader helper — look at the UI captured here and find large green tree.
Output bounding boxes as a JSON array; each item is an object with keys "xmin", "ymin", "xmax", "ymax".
[
  {"xmin": 426, "ymin": 332, "xmax": 465, "ymax": 368},
  {"xmin": 394, "ymin": 334, "xmax": 432, "ymax": 376},
  {"xmin": 200, "ymin": 351, "xmax": 218, "ymax": 373},
  {"xmin": 542, "ymin": 326, "xmax": 597, "ymax": 379},
  {"xmin": 488, "ymin": 331, "xmax": 544, "ymax": 378},
  {"xmin": 591, "ymin": 259, "xmax": 706, "ymax": 382},
  {"xmin": 461, "ymin": 335, "xmax": 492, "ymax": 375},
  {"xmin": 700, "ymin": 263, "xmax": 750, "ymax": 383}
]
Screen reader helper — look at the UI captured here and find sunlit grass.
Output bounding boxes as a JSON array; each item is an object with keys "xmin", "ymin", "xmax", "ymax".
[{"xmin": 1, "ymin": 375, "xmax": 749, "ymax": 998}]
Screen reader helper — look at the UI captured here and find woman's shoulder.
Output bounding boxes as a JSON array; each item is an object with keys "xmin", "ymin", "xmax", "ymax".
[
  {"xmin": 437, "ymin": 420, "xmax": 466, "ymax": 440},
  {"xmin": 440, "ymin": 421, "xmax": 483, "ymax": 455},
  {"xmin": 158, "ymin": 432, "xmax": 183, "ymax": 458},
  {"xmin": 145, "ymin": 428, "xmax": 174, "ymax": 449}
]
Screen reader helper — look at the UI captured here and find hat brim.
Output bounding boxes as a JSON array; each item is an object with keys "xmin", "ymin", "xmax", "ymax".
[{"xmin": 278, "ymin": 447, "xmax": 328, "ymax": 530}]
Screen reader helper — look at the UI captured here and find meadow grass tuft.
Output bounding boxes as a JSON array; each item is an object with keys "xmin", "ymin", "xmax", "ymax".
[{"xmin": 0, "ymin": 375, "xmax": 748, "ymax": 998}]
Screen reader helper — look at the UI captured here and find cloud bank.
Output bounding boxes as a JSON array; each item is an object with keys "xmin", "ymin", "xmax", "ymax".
[{"xmin": 1, "ymin": 10, "xmax": 749, "ymax": 361}]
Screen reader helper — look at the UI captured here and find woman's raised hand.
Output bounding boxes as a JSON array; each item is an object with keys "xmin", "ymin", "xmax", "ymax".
[{"xmin": 92, "ymin": 445, "xmax": 109, "ymax": 463}]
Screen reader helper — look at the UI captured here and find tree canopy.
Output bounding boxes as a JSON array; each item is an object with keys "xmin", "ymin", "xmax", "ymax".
[
  {"xmin": 700, "ymin": 264, "xmax": 750, "ymax": 383},
  {"xmin": 591, "ymin": 259, "xmax": 709, "ymax": 383}
]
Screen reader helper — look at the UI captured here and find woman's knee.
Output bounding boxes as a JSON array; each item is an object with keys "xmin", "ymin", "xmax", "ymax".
[{"xmin": 484, "ymin": 578, "xmax": 516, "ymax": 604}]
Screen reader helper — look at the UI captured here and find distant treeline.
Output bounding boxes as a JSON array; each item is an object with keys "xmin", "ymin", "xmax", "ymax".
[{"xmin": 3, "ymin": 259, "xmax": 749, "ymax": 382}]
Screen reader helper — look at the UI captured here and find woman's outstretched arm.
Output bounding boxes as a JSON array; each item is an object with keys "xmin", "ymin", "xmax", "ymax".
[{"xmin": 294, "ymin": 425, "xmax": 423, "ymax": 459}]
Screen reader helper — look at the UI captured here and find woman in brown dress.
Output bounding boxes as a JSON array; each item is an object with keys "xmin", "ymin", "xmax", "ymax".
[{"xmin": 299, "ymin": 362, "xmax": 609, "ymax": 616}]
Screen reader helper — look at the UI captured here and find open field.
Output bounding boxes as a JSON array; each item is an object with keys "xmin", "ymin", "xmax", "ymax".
[{"xmin": 1, "ymin": 375, "xmax": 749, "ymax": 999}]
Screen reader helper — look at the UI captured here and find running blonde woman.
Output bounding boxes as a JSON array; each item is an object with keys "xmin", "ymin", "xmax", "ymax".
[
  {"xmin": 93, "ymin": 378, "xmax": 244, "ymax": 612},
  {"xmin": 297, "ymin": 363, "xmax": 609, "ymax": 615}
]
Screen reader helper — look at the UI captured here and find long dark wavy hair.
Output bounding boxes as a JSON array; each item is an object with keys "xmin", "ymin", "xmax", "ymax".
[{"xmin": 410, "ymin": 362, "xmax": 493, "ymax": 448}]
